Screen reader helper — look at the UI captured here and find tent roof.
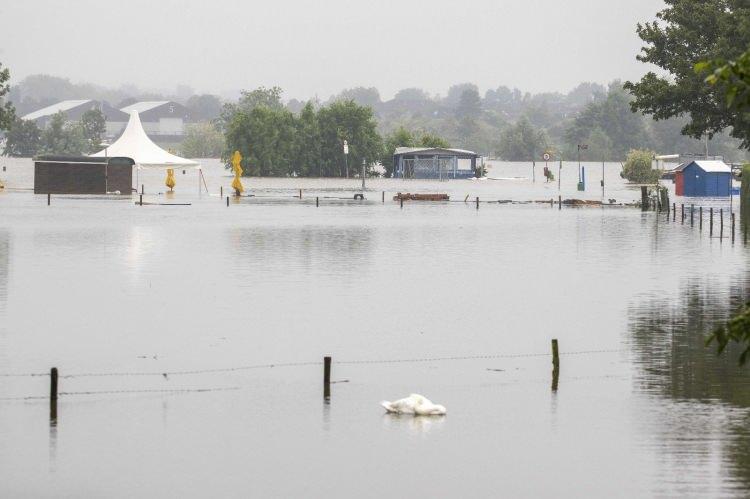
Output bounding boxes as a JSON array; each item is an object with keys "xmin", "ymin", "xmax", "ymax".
[{"xmin": 91, "ymin": 111, "xmax": 199, "ymax": 168}]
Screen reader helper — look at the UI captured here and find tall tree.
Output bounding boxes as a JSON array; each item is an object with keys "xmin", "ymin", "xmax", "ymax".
[
  {"xmin": 40, "ymin": 111, "xmax": 86, "ymax": 155},
  {"xmin": 0, "ymin": 61, "xmax": 15, "ymax": 133},
  {"xmin": 317, "ymin": 100, "xmax": 383, "ymax": 178},
  {"xmin": 624, "ymin": 0, "xmax": 750, "ymax": 147},
  {"xmin": 292, "ymin": 101, "xmax": 321, "ymax": 176},
  {"xmin": 496, "ymin": 116, "xmax": 548, "ymax": 161},
  {"xmin": 186, "ymin": 94, "xmax": 223, "ymax": 121},
  {"xmin": 224, "ymin": 105, "xmax": 296, "ymax": 176},
  {"xmin": 80, "ymin": 108, "xmax": 106, "ymax": 153},
  {"xmin": 3, "ymin": 117, "xmax": 40, "ymax": 157},
  {"xmin": 181, "ymin": 122, "xmax": 224, "ymax": 158}
]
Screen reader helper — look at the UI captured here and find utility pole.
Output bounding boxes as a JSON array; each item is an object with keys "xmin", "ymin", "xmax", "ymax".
[{"xmin": 361, "ymin": 158, "xmax": 366, "ymax": 191}]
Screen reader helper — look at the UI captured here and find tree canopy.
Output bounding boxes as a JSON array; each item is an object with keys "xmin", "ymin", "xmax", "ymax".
[
  {"xmin": 223, "ymin": 91, "xmax": 382, "ymax": 177},
  {"xmin": 496, "ymin": 116, "xmax": 548, "ymax": 161},
  {"xmin": 624, "ymin": 0, "xmax": 750, "ymax": 148},
  {"xmin": 0, "ymin": 61, "xmax": 15, "ymax": 133}
]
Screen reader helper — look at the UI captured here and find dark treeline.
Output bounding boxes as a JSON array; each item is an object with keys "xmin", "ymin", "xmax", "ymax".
[{"xmin": 4, "ymin": 73, "xmax": 749, "ymax": 167}]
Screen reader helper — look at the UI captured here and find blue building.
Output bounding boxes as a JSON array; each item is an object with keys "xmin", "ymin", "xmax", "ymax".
[
  {"xmin": 392, "ymin": 147, "xmax": 480, "ymax": 179},
  {"xmin": 674, "ymin": 160, "xmax": 731, "ymax": 197}
]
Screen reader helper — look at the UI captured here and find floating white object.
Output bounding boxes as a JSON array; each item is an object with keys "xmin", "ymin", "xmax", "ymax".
[{"xmin": 381, "ymin": 393, "xmax": 446, "ymax": 416}]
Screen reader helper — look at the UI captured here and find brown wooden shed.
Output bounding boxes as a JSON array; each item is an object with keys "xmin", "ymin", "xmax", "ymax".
[{"xmin": 34, "ymin": 155, "xmax": 134, "ymax": 194}]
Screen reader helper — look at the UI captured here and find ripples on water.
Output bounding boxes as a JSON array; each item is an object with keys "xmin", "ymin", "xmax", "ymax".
[{"xmin": 0, "ymin": 158, "xmax": 748, "ymax": 497}]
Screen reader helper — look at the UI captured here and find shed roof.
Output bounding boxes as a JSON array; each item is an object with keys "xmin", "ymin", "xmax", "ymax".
[
  {"xmin": 22, "ymin": 100, "xmax": 92, "ymax": 121},
  {"xmin": 394, "ymin": 147, "xmax": 478, "ymax": 157},
  {"xmin": 675, "ymin": 160, "xmax": 731, "ymax": 173},
  {"xmin": 120, "ymin": 101, "xmax": 171, "ymax": 113}
]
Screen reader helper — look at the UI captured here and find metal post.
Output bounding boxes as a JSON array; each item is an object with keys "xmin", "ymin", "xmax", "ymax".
[
  {"xmin": 732, "ymin": 212, "xmax": 736, "ymax": 244},
  {"xmin": 558, "ymin": 160, "xmax": 562, "ymax": 191},
  {"xmin": 361, "ymin": 159, "xmax": 366, "ymax": 191},
  {"xmin": 476, "ymin": 196, "xmax": 479, "ymax": 210}
]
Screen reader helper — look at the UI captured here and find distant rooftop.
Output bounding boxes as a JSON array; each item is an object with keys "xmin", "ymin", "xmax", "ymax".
[
  {"xmin": 120, "ymin": 101, "xmax": 170, "ymax": 113},
  {"xmin": 22, "ymin": 100, "xmax": 92, "ymax": 121},
  {"xmin": 676, "ymin": 160, "xmax": 731, "ymax": 173},
  {"xmin": 394, "ymin": 147, "xmax": 478, "ymax": 156}
]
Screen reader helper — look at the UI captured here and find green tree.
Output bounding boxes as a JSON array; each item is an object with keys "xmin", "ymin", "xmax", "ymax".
[
  {"xmin": 624, "ymin": 0, "xmax": 750, "ymax": 147},
  {"xmin": 40, "ymin": 111, "xmax": 87, "ymax": 155},
  {"xmin": 181, "ymin": 122, "xmax": 224, "ymax": 158},
  {"xmin": 0, "ymin": 61, "xmax": 15, "ymax": 133},
  {"xmin": 317, "ymin": 100, "xmax": 383, "ymax": 178},
  {"xmin": 186, "ymin": 94, "xmax": 223, "ymax": 121},
  {"xmin": 381, "ymin": 127, "xmax": 416, "ymax": 177},
  {"xmin": 3, "ymin": 117, "xmax": 40, "ymax": 157},
  {"xmin": 80, "ymin": 108, "xmax": 106, "ymax": 153},
  {"xmin": 620, "ymin": 149, "xmax": 659, "ymax": 183},
  {"xmin": 496, "ymin": 116, "xmax": 548, "ymax": 161},
  {"xmin": 418, "ymin": 132, "xmax": 449, "ymax": 149},
  {"xmin": 585, "ymin": 127, "xmax": 614, "ymax": 161},
  {"xmin": 565, "ymin": 82, "xmax": 647, "ymax": 159},
  {"xmin": 218, "ymin": 86, "xmax": 284, "ymax": 131},
  {"xmin": 224, "ymin": 105, "xmax": 296, "ymax": 176},
  {"xmin": 291, "ymin": 101, "xmax": 322, "ymax": 176}
]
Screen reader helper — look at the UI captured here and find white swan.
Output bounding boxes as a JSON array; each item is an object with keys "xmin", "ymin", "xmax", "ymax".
[{"xmin": 381, "ymin": 393, "xmax": 446, "ymax": 416}]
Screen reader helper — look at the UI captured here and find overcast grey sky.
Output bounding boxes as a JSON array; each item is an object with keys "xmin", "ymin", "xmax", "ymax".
[{"xmin": 0, "ymin": 0, "xmax": 664, "ymax": 100}]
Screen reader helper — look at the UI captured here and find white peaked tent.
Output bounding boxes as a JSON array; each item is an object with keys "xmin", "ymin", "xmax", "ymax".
[{"xmin": 91, "ymin": 111, "xmax": 199, "ymax": 168}]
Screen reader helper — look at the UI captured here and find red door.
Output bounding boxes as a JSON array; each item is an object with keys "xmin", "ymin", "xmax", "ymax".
[{"xmin": 675, "ymin": 171, "xmax": 684, "ymax": 196}]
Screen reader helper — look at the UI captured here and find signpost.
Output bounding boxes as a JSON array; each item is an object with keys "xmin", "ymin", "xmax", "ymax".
[
  {"xmin": 543, "ymin": 152, "xmax": 551, "ymax": 184},
  {"xmin": 343, "ymin": 140, "xmax": 349, "ymax": 178}
]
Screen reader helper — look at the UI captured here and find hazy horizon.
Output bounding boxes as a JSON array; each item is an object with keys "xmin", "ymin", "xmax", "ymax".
[{"xmin": 0, "ymin": 0, "xmax": 664, "ymax": 101}]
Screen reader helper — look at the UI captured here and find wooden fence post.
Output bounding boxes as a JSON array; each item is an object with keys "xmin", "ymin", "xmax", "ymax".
[
  {"xmin": 551, "ymin": 340, "xmax": 559, "ymax": 392},
  {"xmin": 323, "ymin": 356, "xmax": 331, "ymax": 399}
]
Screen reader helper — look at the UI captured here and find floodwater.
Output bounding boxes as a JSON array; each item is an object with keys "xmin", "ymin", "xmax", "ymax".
[{"xmin": 0, "ymin": 158, "xmax": 748, "ymax": 498}]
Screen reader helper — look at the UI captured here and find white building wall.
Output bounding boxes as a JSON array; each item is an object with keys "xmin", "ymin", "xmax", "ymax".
[{"xmin": 159, "ymin": 118, "xmax": 184, "ymax": 135}]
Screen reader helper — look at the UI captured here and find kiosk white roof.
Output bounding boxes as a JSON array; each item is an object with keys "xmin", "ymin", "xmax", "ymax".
[{"xmin": 91, "ymin": 111, "xmax": 199, "ymax": 169}]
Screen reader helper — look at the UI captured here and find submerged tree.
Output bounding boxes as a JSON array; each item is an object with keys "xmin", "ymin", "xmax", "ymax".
[
  {"xmin": 317, "ymin": 99, "xmax": 383, "ymax": 178},
  {"xmin": 620, "ymin": 149, "xmax": 659, "ymax": 183}
]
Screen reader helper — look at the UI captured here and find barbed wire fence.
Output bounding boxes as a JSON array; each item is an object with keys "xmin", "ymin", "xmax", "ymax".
[{"xmin": 0, "ymin": 346, "xmax": 626, "ymax": 402}]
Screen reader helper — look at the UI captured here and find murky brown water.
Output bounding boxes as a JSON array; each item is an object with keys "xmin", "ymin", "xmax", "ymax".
[{"xmin": 0, "ymin": 158, "xmax": 748, "ymax": 498}]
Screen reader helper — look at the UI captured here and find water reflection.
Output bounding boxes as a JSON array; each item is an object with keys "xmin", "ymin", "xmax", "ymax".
[
  {"xmin": 381, "ymin": 414, "xmax": 446, "ymax": 435},
  {"xmin": 227, "ymin": 226, "xmax": 373, "ymax": 278},
  {"xmin": 628, "ymin": 277, "xmax": 750, "ymax": 491}
]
